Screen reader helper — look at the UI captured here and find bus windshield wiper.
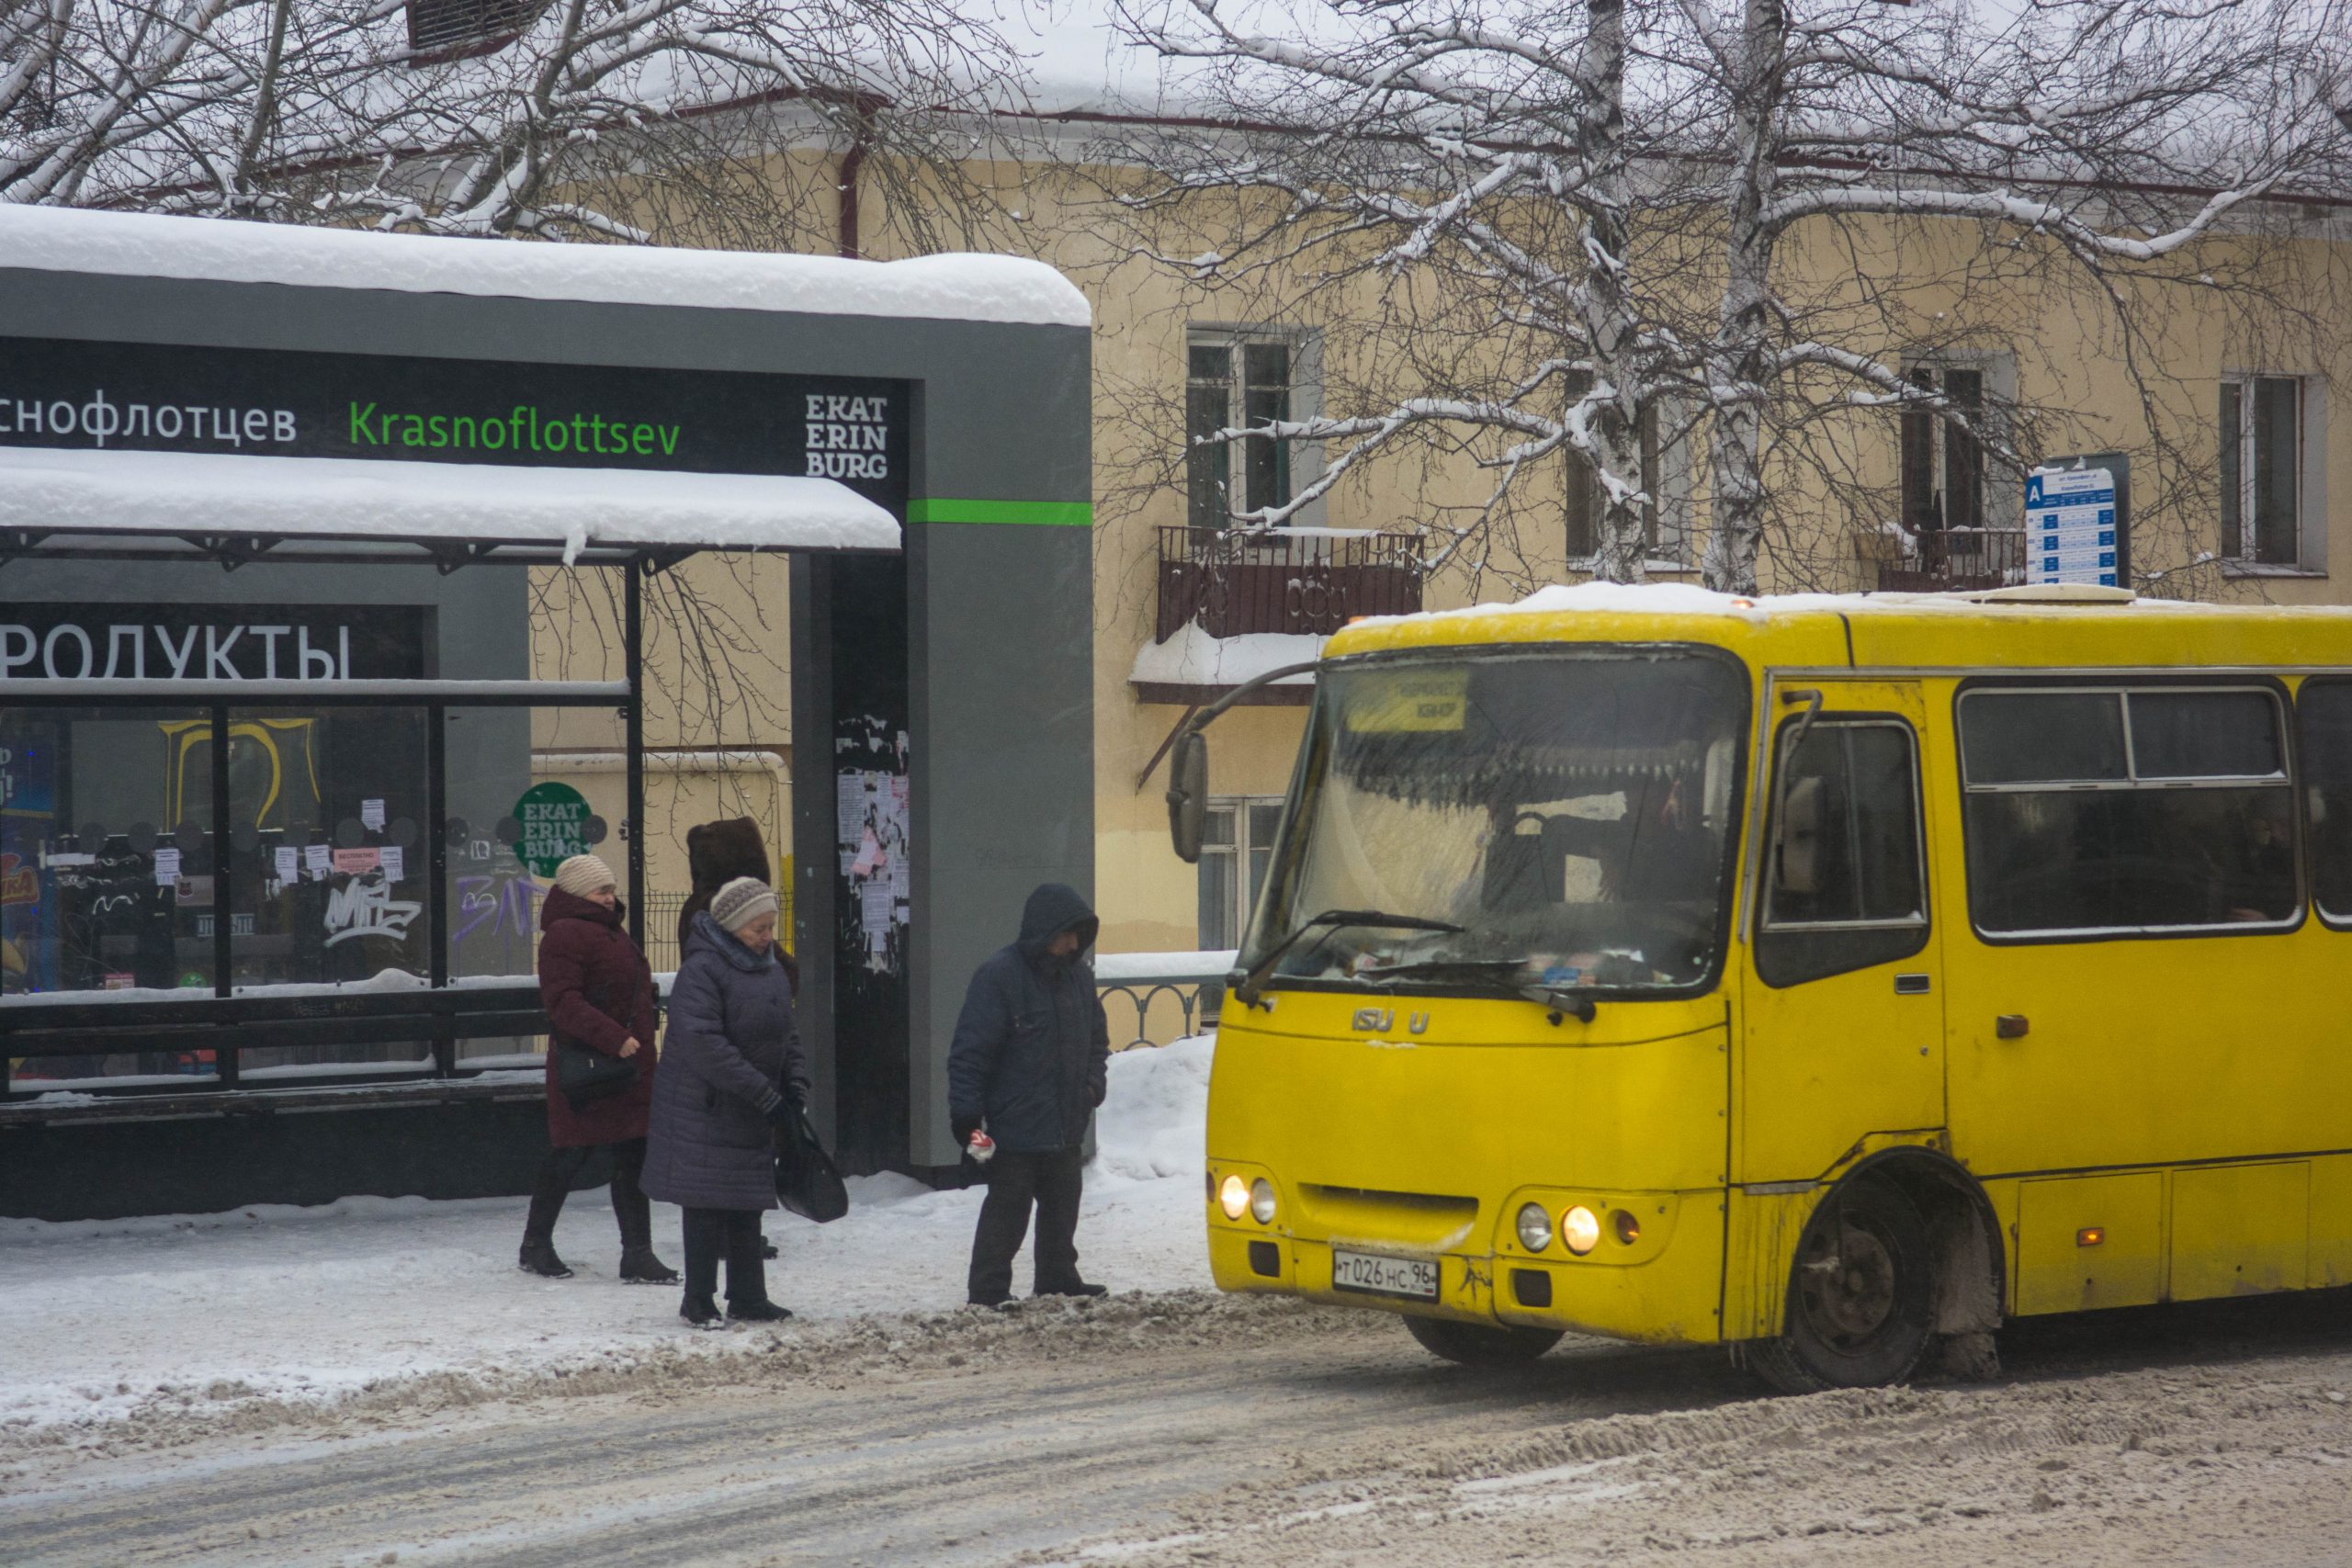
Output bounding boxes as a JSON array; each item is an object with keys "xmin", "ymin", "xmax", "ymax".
[
  {"xmin": 1233, "ymin": 908, "xmax": 1464, "ymax": 1009},
  {"xmin": 1355, "ymin": 957, "xmax": 1599, "ymax": 1022}
]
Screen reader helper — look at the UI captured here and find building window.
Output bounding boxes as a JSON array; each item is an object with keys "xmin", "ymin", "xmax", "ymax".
[
  {"xmin": 2222, "ymin": 376, "xmax": 2302, "ymax": 566},
  {"xmin": 1197, "ymin": 795, "xmax": 1283, "ymax": 951},
  {"xmin": 1563, "ymin": 378, "xmax": 1663, "ymax": 562},
  {"xmin": 1900, "ymin": 364, "xmax": 1987, "ymax": 533},
  {"xmin": 405, "ymin": 0, "xmax": 543, "ymax": 58},
  {"xmin": 1188, "ymin": 332, "xmax": 1306, "ymax": 527}
]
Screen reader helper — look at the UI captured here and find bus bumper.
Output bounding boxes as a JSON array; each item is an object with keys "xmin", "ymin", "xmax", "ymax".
[{"xmin": 1206, "ymin": 1189, "xmax": 1726, "ymax": 1347}]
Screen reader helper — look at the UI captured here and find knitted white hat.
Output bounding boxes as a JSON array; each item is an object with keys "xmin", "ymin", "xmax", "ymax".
[
  {"xmin": 710, "ymin": 875, "xmax": 779, "ymax": 933},
  {"xmin": 553, "ymin": 853, "xmax": 616, "ymax": 897}
]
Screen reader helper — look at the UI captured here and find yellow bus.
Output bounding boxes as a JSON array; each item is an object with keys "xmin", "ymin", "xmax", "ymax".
[{"xmin": 1171, "ymin": 584, "xmax": 2352, "ymax": 1391}]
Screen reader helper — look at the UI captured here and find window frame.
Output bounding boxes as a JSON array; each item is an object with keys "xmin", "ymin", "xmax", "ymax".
[
  {"xmin": 1756, "ymin": 715, "xmax": 1932, "ymax": 987},
  {"xmin": 1953, "ymin": 677, "xmax": 2303, "ymax": 945},
  {"xmin": 2292, "ymin": 675, "xmax": 2352, "ymax": 931},
  {"xmin": 1898, "ymin": 361, "xmax": 1997, "ymax": 536},
  {"xmin": 1196, "ymin": 792, "xmax": 1285, "ymax": 951},
  {"xmin": 1185, "ymin": 326, "xmax": 1320, "ymax": 529},
  {"xmin": 2220, "ymin": 373, "xmax": 2306, "ymax": 569}
]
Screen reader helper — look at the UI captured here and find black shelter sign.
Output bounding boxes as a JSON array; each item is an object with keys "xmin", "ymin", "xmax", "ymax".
[{"xmin": 0, "ymin": 335, "xmax": 910, "ymax": 513}]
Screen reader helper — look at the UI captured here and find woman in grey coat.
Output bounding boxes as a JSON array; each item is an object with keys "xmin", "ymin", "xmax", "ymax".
[{"xmin": 641, "ymin": 876, "xmax": 809, "ymax": 1327}]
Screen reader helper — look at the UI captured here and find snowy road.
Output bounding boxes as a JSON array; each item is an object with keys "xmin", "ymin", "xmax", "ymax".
[{"xmin": 5, "ymin": 1288, "xmax": 2352, "ymax": 1567}]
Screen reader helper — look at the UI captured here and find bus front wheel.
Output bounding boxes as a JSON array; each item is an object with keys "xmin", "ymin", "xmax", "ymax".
[
  {"xmin": 1751, "ymin": 1180, "xmax": 1934, "ymax": 1394},
  {"xmin": 1403, "ymin": 1314, "xmax": 1563, "ymax": 1366}
]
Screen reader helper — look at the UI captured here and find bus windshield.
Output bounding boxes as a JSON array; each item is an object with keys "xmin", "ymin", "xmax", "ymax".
[{"xmin": 1248, "ymin": 649, "xmax": 1749, "ymax": 997}]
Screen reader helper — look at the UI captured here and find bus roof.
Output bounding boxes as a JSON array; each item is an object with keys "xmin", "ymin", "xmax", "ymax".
[{"xmin": 1324, "ymin": 582, "xmax": 2352, "ymax": 671}]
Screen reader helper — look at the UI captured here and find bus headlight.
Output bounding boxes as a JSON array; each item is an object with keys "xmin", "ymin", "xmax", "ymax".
[
  {"xmin": 1250, "ymin": 1178, "xmax": 1278, "ymax": 1224},
  {"xmin": 1218, "ymin": 1174, "xmax": 1250, "ymax": 1220},
  {"xmin": 1515, "ymin": 1201, "xmax": 1554, "ymax": 1252},
  {"xmin": 1561, "ymin": 1204, "xmax": 1601, "ymax": 1257}
]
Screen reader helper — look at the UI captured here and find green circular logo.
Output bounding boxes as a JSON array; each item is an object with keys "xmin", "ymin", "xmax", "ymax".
[{"xmin": 511, "ymin": 781, "xmax": 594, "ymax": 878}]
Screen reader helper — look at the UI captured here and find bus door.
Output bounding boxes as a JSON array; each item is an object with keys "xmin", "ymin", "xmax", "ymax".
[{"xmin": 1738, "ymin": 679, "xmax": 1945, "ymax": 1182}]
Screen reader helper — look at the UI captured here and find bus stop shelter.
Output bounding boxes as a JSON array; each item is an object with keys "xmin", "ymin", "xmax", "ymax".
[{"xmin": 0, "ymin": 208, "xmax": 1094, "ymax": 1220}]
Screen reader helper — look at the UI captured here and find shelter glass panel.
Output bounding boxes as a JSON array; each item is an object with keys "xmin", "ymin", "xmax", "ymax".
[
  {"xmin": 226, "ymin": 705, "xmax": 432, "ymax": 1077},
  {"xmin": 2, "ymin": 704, "xmax": 220, "ymax": 1087}
]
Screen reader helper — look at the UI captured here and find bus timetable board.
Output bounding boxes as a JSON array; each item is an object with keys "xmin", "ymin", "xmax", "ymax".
[{"xmin": 2027, "ymin": 467, "xmax": 2120, "ymax": 587}]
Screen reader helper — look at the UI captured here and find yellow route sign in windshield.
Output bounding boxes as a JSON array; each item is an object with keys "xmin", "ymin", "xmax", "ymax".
[{"xmin": 1344, "ymin": 669, "xmax": 1468, "ymax": 732}]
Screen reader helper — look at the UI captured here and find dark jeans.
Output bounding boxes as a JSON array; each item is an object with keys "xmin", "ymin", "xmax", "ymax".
[
  {"xmin": 682, "ymin": 1207, "xmax": 768, "ymax": 1307},
  {"xmin": 967, "ymin": 1147, "xmax": 1085, "ymax": 1302},
  {"xmin": 525, "ymin": 1137, "xmax": 646, "ymax": 1244}
]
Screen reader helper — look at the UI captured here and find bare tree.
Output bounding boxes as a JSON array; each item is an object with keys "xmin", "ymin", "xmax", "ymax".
[
  {"xmin": 3, "ymin": 0, "xmax": 1024, "ymax": 251},
  {"xmin": 1103, "ymin": 0, "xmax": 2352, "ymax": 594}
]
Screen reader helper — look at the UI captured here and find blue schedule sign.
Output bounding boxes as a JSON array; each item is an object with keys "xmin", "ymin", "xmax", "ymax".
[{"xmin": 2026, "ymin": 468, "xmax": 2119, "ymax": 587}]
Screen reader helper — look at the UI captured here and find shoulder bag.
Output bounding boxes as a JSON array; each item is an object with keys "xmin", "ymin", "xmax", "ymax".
[
  {"xmin": 553, "ymin": 1034, "xmax": 638, "ymax": 1110},
  {"xmin": 774, "ymin": 1103, "xmax": 850, "ymax": 1223}
]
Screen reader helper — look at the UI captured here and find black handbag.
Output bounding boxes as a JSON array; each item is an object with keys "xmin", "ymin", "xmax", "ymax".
[
  {"xmin": 553, "ymin": 1035, "xmax": 637, "ymax": 1110},
  {"xmin": 774, "ymin": 1103, "xmax": 850, "ymax": 1224}
]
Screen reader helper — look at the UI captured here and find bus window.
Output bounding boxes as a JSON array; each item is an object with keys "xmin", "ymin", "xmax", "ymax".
[
  {"xmin": 1961, "ymin": 686, "xmax": 2296, "ymax": 937},
  {"xmin": 1758, "ymin": 721, "xmax": 1928, "ymax": 987},
  {"xmin": 2297, "ymin": 679, "xmax": 2352, "ymax": 921}
]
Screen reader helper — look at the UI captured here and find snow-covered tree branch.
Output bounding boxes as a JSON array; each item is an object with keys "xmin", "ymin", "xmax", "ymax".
[{"xmin": 2, "ymin": 0, "xmax": 1023, "ymax": 249}]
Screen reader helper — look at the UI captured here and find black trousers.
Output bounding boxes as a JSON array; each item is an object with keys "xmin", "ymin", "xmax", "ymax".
[
  {"xmin": 967, "ymin": 1148, "xmax": 1085, "ymax": 1302},
  {"xmin": 681, "ymin": 1207, "xmax": 768, "ymax": 1307},
  {"xmin": 525, "ymin": 1137, "xmax": 647, "ymax": 1245}
]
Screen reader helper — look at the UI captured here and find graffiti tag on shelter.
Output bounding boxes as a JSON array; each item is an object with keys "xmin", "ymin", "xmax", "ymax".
[{"xmin": 324, "ymin": 877, "xmax": 423, "ymax": 947}]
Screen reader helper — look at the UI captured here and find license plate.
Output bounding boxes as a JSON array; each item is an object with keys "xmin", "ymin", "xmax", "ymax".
[{"xmin": 1331, "ymin": 1248, "xmax": 1440, "ymax": 1301}]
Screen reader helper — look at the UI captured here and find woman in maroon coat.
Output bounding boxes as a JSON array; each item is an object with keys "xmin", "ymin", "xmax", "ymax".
[{"xmin": 522, "ymin": 853, "xmax": 676, "ymax": 1282}]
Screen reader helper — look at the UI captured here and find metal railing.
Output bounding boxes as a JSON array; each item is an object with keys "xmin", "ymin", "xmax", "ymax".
[
  {"xmin": 1095, "ymin": 951, "xmax": 1234, "ymax": 1049},
  {"xmin": 1874, "ymin": 527, "xmax": 2029, "ymax": 592},
  {"xmin": 1156, "ymin": 525, "xmax": 1427, "ymax": 644}
]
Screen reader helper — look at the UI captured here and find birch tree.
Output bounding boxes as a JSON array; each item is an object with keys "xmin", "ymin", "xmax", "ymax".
[{"xmin": 1107, "ymin": 0, "xmax": 2352, "ymax": 593}]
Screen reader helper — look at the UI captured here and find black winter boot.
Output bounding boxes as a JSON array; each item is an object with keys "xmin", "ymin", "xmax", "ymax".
[
  {"xmin": 728, "ymin": 1298, "xmax": 793, "ymax": 1323},
  {"xmin": 518, "ymin": 1239, "xmax": 574, "ymax": 1279},
  {"xmin": 519, "ymin": 1161, "xmax": 574, "ymax": 1279},
  {"xmin": 680, "ymin": 1293, "xmax": 729, "ymax": 1330},
  {"xmin": 613, "ymin": 1178, "xmax": 678, "ymax": 1284}
]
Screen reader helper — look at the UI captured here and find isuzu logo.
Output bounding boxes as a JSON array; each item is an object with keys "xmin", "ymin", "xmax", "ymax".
[{"xmin": 1351, "ymin": 1007, "xmax": 1393, "ymax": 1032}]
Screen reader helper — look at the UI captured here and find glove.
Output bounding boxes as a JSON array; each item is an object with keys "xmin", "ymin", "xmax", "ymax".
[
  {"xmin": 950, "ymin": 1114, "xmax": 981, "ymax": 1149},
  {"xmin": 765, "ymin": 1096, "xmax": 798, "ymax": 1132}
]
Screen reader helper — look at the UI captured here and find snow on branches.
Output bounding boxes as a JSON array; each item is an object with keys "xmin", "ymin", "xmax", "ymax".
[{"xmin": 1103, "ymin": 0, "xmax": 2351, "ymax": 594}]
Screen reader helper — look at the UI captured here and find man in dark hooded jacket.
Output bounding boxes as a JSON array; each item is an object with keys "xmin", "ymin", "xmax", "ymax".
[{"xmin": 948, "ymin": 883, "xmax": 1113, "ymax": 1306}]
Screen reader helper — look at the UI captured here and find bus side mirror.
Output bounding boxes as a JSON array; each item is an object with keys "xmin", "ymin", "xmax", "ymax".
[
  {"xmin": 1778, "ymin": 774, "xmax": 1824, "ymax": 896},
  {"xmin": 1168, "ymin": 731, "xmax": 1209, "ymax": 864}
]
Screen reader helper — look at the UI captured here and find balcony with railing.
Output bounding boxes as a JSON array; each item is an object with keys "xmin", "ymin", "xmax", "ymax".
[
  {"xmin": 1872, "ymin": 526, "xmax": 2028, "ymax": 592},
  {"xmin": 1153, "ymin": 525, "xmax": 1427, "ymax": 643},
  {"xmin": 1137, "ymin": 526, "xmax": 1427, "ymax": 703}
]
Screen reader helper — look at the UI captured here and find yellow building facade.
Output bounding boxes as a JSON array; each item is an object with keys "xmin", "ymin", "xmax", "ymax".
[{"xmin": 529, "ymin": 130, "xmax": 2352, "ymax": 965}]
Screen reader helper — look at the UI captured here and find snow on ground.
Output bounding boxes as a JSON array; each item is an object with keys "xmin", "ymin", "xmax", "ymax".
[{"xmin": 0, "ymin": 1034, "xmax": 1216, "ymax": 1441}]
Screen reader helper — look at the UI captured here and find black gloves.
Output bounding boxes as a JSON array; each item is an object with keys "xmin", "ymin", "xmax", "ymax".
[
  {"xmin": 950, "ymin": 1114, "xmax": 981, "ymax": 1149},
  {"xmin": 765, "ymin": 1100, "xmax": 797, "ymax": 1131}
]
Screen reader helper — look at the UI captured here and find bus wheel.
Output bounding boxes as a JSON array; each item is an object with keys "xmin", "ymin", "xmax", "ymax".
[
  {"xmin": 1403, "ymin": 1314, "xmax": 1563, "ymax": 1366},
  {"xmin": 1752, "ymin": 1181, "xmax": 1933, "ymax": 1394}
]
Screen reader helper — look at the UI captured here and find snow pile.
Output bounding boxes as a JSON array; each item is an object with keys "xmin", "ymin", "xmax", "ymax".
[
  {"xmin": 1091, "ymin": 1034, "xmax": 1213, "ymax": 1184},
  {"xmin": 1131, "ymin": 623, "xmax": 1324, "ymax": 688},
  {"xmin": 0, "ymin": 206, "xmax": 1091, "ymax": 328},
  {"xmin": 0, "ymin": 448, "xmax": 900, "ymax": 558},
  {"xmin": 0, "ymin": 1034, "xmax": 1218, "ymax": 1442},
  {"xmin": 1092, "ymin": 949, "xmax": 1238, "ymax": 983}
]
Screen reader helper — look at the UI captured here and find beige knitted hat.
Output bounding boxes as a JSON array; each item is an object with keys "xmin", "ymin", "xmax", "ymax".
[
  {"xmin": 710, "ymin": 875, "xmax": 779, "ymax": 933},
  {"xmin": 552, "ymin": 853, "xmax": 616, "ymax": 898}
]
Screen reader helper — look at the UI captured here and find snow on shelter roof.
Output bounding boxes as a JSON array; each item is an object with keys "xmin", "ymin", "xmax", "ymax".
[
  {"xmin": 0, "ymin": 206, "xmax": 1091, "ymax": 328},
  {"xmin": 0, "ymin": 447, "xmax": 899, "ymax": 565}
]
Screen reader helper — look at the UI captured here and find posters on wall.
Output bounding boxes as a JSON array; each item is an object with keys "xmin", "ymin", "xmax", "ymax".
[{"xmin": 835, "ymin": 725, "xmax": 910, "ymax": 976}]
